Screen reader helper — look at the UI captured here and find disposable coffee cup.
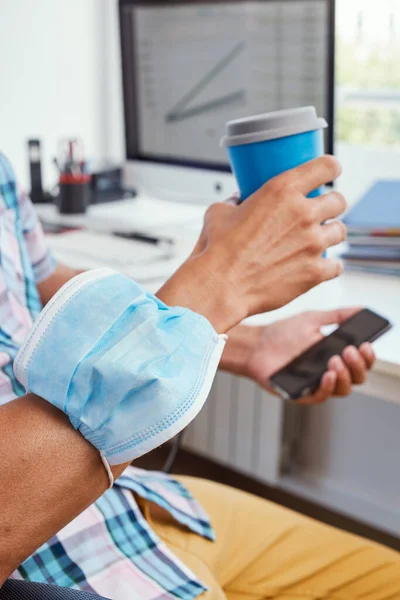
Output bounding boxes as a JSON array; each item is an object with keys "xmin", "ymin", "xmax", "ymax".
[{"xmin": 221, "ymin": 106, "xmax": 328, "ymax": 201}]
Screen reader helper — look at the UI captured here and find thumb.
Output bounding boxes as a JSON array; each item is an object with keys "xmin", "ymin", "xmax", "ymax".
[
  {"xmin": 192, "ymin": 229, "xmax": 207, "ymax": 255},
  {"xmin": 313, "ymin": 307, "xmax": 363, "ymax": 327},
  {"xmin": 224, "ymin": 192, "xmax": 241, "ymax": 206},
  {"xmin": 193, "ymin": 200, "xmax": 236, "ymax": 254}
]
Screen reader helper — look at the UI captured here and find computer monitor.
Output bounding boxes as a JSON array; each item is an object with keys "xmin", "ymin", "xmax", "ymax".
[{"xmin": 120, "ymin": 0, "xmax": 335, "ymax": 204}]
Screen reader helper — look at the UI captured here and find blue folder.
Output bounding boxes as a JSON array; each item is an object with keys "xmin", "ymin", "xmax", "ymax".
[{"xmin": 343, "ymin": 180, "xmax": 400, "ymax": 232}]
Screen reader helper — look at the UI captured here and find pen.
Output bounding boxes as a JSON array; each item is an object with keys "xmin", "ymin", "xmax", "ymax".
[
  {"xmin": 53, "ymin": 158, "xmax": 61, "ymax": 173},
  {"xmin": 112, "ymin": 231, "xmax": 175, "ymax": 246}
]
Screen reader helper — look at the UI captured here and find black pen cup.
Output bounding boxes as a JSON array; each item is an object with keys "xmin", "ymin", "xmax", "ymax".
[{"xmin": 58, "ymin": 174, "xmax": 92, "ymax": 215}]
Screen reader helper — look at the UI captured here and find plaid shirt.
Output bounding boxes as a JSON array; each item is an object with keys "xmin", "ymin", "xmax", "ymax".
[{"xmin": 0, "ymin": 153, "xmax": 213, "ymax": 599}]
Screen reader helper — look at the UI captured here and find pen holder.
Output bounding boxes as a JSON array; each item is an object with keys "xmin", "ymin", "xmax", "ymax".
[{"xmin": 58, "ymin": 174, "xmax": 92, "ymax": 215}]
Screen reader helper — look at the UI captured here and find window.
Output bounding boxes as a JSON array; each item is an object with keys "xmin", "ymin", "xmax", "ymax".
[{"xmin": 336, "ymin": 0, "xmax": 400, "ymax": 148}]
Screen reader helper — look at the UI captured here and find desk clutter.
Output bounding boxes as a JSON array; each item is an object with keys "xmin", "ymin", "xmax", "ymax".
[
  {"xmin": 27, "ymin": 138, "xmax": 135, "ymax": 211},
  {"xmin": 55, "ymin": 139, "xmax": 91, "ymax": 214},
  {"xmin": 342, "ymin": 180, "xmax": 400, "ymax": 277},
  {"xmin": 37, "ymin": 196, "xmax": 208, "ymax": 287}
]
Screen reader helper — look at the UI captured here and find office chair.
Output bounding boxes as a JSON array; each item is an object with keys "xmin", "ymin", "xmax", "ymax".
[{"xmin": 0, "ymin": 580, "xmax": 109, "ymax": 600}]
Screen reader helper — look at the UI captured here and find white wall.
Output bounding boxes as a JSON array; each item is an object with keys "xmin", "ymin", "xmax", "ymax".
[
  {"xmin": 0, "ymin": 0, "xmax": 125, "ymax": 191},
  {"xmin": 102, "ymin": 0, "xmax": 125, "ymax": 166}
]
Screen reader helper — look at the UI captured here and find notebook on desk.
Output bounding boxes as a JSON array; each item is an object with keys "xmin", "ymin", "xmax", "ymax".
[
  {"xmin": 341, "ymin": 246, "xmax": 400, "ymax": 262},
  {"xmin": 342, "ymin": 180, "xmax": 400, "ymax": 277},
  {"xmin": 343, "ymin": 180, "xmax": 400, "ymax": 234}
]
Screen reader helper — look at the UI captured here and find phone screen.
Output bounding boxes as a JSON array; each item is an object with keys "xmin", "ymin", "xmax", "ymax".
[{"xmin": 270, "ymin": 309, "xmax": 391, "ymax": 400}]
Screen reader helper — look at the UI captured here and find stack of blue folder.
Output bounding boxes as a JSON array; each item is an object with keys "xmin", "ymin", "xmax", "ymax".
[{"xmin": 342, "ymin": 180, "xmax": 400, "ymax": 276}]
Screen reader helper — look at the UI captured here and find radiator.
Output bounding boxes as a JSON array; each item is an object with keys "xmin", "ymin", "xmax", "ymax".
[{"xmin": 183, "ymin": 372, "xmax": 300, "ymax": 486}]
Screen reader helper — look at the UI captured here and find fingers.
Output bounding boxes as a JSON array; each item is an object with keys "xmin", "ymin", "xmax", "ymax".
[
  {"xmin": 330, "ymin": 346, "xmax": 373, "ymax": 393},
  {"xmin": 317, "ymin": 191, "xmax": 348, "ymax": 223},
  {"xmin": 342, "ymin": 346, "xmax": 369, "ymax": 385},
  {"xmin": 329, "ymin": 355, "xmax": 353, "ymax": 396},
  {"xmin": 316, "ymin": 258, "xmax": 344, "ymax": 283},
  {"xmin": 360, "ymin": 342, "xmax": 376, "ymax": 370},
  {"xmin": 321, "ymin": 220, "xmax": 348, "ymax": 248},
  {"xmin": 272, "ymin": 155, "xmax": 342, "ymax": 196},
  {"xmin": 298, "ymin": 344, "xmax": 376, "ymax": 406},
  {"xmin": 299, "ymin": 371, "xmax": 337, "ymax": 405}
]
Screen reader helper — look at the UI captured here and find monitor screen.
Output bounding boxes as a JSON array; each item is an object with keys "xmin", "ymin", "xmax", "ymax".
[{"xmin": 120, "ymin": 0, "xmax": 335, "ymax": 171}]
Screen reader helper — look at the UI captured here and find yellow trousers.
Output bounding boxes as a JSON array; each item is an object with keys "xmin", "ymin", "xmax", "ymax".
[{"xmin": 148, "ymin": 477, "xmax": 400, "ymax": 600}]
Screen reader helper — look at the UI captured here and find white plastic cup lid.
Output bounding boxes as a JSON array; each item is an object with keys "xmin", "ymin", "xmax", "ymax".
[{"xmin": 221, "ymin": 106, "xmax": 328, "ymax": 148}]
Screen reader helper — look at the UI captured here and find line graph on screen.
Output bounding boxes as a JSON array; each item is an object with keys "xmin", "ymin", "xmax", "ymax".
[{"xmin": 165, "ymin": 41, "xmax": 246, "ymax": 124}]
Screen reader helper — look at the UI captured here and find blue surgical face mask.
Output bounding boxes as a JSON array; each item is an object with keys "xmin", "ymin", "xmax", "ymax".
[{"xmin": 15, "ymin": 268, "xmax": 226, "ymax": 467}]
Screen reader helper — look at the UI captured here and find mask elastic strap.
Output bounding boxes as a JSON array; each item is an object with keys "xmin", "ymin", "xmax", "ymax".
[{"xmin": 100, "ymin": 452, "xmax": 115, "ymax": 489}]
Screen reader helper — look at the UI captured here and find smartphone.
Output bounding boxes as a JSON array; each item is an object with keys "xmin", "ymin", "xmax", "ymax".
[{"xmin": 269, "ymin": 309, "xmax": 392, "ymax": 401}]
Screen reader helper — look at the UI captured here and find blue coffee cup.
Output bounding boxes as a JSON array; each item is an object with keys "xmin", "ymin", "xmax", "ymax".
[{"xmin": 221, "ymin": 106, "xmax": 328, "ymax": 202}]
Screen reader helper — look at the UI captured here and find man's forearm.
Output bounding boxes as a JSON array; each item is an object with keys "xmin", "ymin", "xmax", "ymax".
[
  {"xmin": 156, "ymin": 260, "xmax": 236, "ymax": 333},
  {"xmin": 0, "ymin": 396, "xmax": 130, "ymax": 583}
]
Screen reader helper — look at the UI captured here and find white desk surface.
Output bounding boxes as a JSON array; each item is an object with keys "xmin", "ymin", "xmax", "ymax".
[{"xmin": 36, "ymin": 197, "xmax": 400, "ymax": 402}]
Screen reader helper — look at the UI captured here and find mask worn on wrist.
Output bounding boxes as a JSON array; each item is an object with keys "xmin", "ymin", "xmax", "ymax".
[{"xmin": 14, "ymin": 269, "xmax": 227, "ymax": 467}]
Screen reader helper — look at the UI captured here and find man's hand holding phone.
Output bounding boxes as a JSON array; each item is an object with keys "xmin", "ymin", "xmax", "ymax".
[
  {"xmin": 242, "ymin": 308, "xmax": 382, "ymax": 405},
  {"xmin": 267, "ymin": 308, "xmax": 390, "ymax": 402}
]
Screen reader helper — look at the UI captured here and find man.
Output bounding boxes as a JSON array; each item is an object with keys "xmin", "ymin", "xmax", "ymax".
[{"xmin": 0, "ymin": 152, "xmax": 398, "ymax": 599}]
